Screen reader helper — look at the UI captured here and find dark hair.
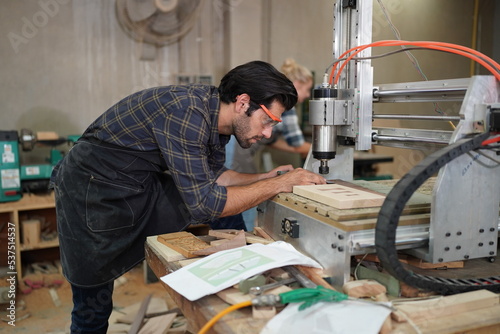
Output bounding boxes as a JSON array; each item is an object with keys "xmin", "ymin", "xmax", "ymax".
[{"xmin": 218, "ymin": 61, "xmax": 298, "ymax": 112}]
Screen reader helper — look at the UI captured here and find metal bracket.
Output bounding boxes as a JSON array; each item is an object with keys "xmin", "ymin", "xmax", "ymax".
[{"xmin": 281, "ymin": 218, "xmax": 299, "ymax": 238}]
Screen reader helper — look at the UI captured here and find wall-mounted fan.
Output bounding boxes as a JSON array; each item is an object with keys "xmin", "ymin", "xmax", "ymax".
[{"xmin": 116, "ymin": 0, "xmax": 205, "ymax": 46}]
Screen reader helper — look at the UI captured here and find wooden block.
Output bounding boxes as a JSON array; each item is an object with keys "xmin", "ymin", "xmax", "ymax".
[
  {"xmin": 392, "ymin": 289, "xmax": 499, "ymax": 323},
  {"xmin": 158, "ymin": 231, "xmax": 195, "ymax": 241},
  {"xmin": 350, "ymin": 179, "xmax": 432, "ymax": 209},
  {"xmin": 401, "ymin": 256, "xmax": 464, "ymax": 269},
  {"xmin": 217, "ymin": 287, "xmax": 251, "ymax": 305},
  {"xmin": 244, "ymin": 233, "xmax": 273, "ymax": 245},
  {"xmin": 22, "ymin": 219, "xmax": 41, "ymax": 246},
  {"xmin": 252, "ymin": 306, "xmax": 276, "ymax": 319},
  {"xmin": 392, "ymin": 304, "xmax": 500, "ymax": 333},
  {"xmin": 209, "ymin": 239, "xmax": 228, "ymax": 246},
  {"xmin": 295, "ymin": 265, "xmax": 336, "ymax": 290},
  {"xmin": 399, "ymin": 282, "xmax": 436, "ymax": 298},
  {"xmin": 293, "ymin": 184, "xmax": 385, "ymax": 209},
  {"xmin": 208, "ymin": 229, "xmax": 243, "ymax": 239},
  {"xmin": 157, "ymin": 232, "xmax": 210, "ymax": 258},
  {"xmin": 253, "ymin": 227, "xmax": 274, "ymax": 241},
  {"xmin": 342, "ymin": 279, "xmax": 387, "ymax": 298},
  {"xmin": 191, "ymin": 230, "xmax": 246, "ymax": 256},
  {"xmin": 147, "ymin": 236, "xmax": 186, "ymax": 262},
  {"xmin": 177, "ymin": 258, "xmax": 201, "ymax": 267}
]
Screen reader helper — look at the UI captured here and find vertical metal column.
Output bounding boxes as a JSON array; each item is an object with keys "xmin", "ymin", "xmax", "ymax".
[{"xmin": 306, "ymin": 1, "xmax": 373, "ymax": 178}]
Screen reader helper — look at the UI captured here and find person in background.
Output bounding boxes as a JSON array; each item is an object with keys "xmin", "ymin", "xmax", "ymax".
[
  {"xmin": 51, "ymin": 60, "xmax": 326, "ymax": 334},
  {"xmin": 268, "ymin": 58, "xmax": 313, "ymax": 158},
  {"xmin": 226, "ymin": 58, "xmax": 314, "ymax": 231}
]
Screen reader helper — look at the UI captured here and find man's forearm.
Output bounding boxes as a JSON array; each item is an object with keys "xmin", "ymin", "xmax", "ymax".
[
  {"xmin": 221, "ymin": 178, "xmax": 286, "ymax": 217},
  {"xmin": 219, "ymin": 167, "xmax": 326, "ymax": 217},
  {"xmin": 216, "ymin": 169, "xmax": 270, "ymax": 187}
]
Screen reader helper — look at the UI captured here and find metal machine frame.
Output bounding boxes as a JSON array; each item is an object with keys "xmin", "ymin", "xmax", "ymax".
[{"xmin": 259, "ymin": 0, "xmax": 500, "ymax": 291}]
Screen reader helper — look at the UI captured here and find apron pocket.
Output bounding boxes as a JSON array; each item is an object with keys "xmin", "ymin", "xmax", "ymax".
[{"xmin": 86, "ymin": 175, "xmax": 147, "ymax": 232}]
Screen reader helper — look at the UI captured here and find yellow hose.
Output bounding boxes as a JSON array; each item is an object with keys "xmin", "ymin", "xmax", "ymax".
[{"xmin": 198, "ymin": 300, "xmax": 253, "ymax": 334}]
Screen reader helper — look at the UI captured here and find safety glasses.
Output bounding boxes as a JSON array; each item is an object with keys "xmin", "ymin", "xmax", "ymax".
[{"xmin": 259, "ymin": 104, "xmax": 282, "ymax": 127}]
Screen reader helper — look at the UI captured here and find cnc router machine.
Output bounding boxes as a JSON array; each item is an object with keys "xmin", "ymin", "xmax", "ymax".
[{"xmin": 258, "ymin": 0, "xmax": 500, "ymax": 294}]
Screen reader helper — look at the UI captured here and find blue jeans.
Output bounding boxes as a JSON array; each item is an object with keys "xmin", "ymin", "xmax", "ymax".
[{"xmin": 70, "ymin": 282, "xmax": 114, "ymax": 334}]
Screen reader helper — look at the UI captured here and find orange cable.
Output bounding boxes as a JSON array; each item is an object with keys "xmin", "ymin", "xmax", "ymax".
[
  {"xmin": 482, "ymin": 135, "xmax": 500, "ymax": 146},
  {"xmin": 331, "ymin": 40, "xmax": 500, "ymax": 85},
  {"xmin": 334, "ymin": 41, "xmax": 500, "ymax": 84},
  {"xmin": 329, "ymin": 40, "xmax": 397, "ymax": 84}
]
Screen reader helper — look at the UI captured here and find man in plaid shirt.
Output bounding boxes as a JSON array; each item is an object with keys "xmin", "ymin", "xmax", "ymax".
[{"xmin": 50, "ymin": 60, "xmax": 326, "ymax": 333}]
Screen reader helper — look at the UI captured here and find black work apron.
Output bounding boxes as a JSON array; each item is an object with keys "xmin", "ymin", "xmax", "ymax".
[{"xmin": 51, "ymin": 139, "xmax": 190, "ymax": 287}]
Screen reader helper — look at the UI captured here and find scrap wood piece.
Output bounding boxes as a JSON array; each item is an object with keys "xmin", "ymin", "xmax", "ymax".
[
  {"xmin": 208, "ymin": 228, "xmax": 273, "ymax": 245},
  {"xmin": 295, "ymin": 265, "xmax": 336, "ymax": 290},
  {"xmin": 208, "ymin": 229, "xmax": 243, "ymax": 239},
  {"xmin": 268, "ymin": 268, "xmax": 291, "ymax": 280},
  {"xmin": 253, "ymin": 226, "xmax": 274, "ymax": 241},
  {"xmin": 217, "ymin": 287, "xmax": 252, "ymax": 305},
  {"xmin": 252, "ymin": 305, "xmax": 276, "ymax": 319},
  {"xmin": 191, "ymin": 230, "xmax": 246, "ymax": 256},
  {"xmin": 392, "ymin": 289, "xmax": 499, "ymax": 323},
  {"xmin": 244, "ymin": 232, "xmax": 273, "ymax": 245},
  {"xmin": 167, "ymin": 318, "xmax": 188, "ymax": 333},
  {"xmin": 210, "ymin": 239, "xmax": 229, "ymax": 246},
  {"xmin": 138, "ymin": 312, "xmax": 177, "ymax": 334},
  {"xmin": 355, "ymin": 253, "xmax": 464, "ymax": 269},
  {"xmin": 157, "ymin": 232, "xmax": 210, "ymax": 258},
  {"xmin": 128, "ymin": 294, "xmax": 152, "ymax": 334},
  {"xmin": 48, "ymin": 288, "xmax": 61, "ymax": 307},
  {"xmin": 342, "ymin": 279, "xmax": 387, "ymax": 298},
  {"xmin": 400, "ymin": 256, "xmax": 464, "ymax": 269},
  {"xmin": 117, "ymin": 297, "xmax": 169, "ymax": 324},
  {"xmin": 399, "ymin": 282, "xmax": 437, "ymax": 298},
  {"xmin": 147, "ymin": 236, "xmax": 186, "ymax": 262},
  {"xmin": 392, "ymin": 304, "xmax": 500, "ymax": 333}
]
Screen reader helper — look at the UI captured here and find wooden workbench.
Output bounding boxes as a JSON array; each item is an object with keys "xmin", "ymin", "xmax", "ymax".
[
  {"xmin": 145, "ymin": 238, "xmax": 269, "ymax": 333},
  {"xmin": 145, "ymin": 232, "xmax": 500, "ymax": 334}
]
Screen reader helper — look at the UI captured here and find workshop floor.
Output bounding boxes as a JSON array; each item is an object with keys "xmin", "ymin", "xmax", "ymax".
[{"xmin": 0, "ymin": 264, "xmax": 179, "ymax": 333}]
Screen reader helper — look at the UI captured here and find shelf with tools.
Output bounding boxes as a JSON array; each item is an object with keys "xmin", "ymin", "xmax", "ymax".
[{"xmin": 0, "ymin": 193, "xmax": 58, "ymax": 283}]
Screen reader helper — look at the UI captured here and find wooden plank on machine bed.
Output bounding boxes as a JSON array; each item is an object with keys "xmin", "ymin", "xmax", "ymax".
[{"xmin": 293, "ymin": 183, "xmax": 386, "ymax": 209}]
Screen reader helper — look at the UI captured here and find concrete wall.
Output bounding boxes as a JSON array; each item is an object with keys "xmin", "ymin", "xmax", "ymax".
[{"xmin": 0, "ymin": 0, "xmax": 225, "ymax": 137}]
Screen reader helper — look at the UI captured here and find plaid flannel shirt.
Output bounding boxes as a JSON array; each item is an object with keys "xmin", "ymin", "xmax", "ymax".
[{"xmin": 81, "ymin": 85, "xmax": 230, "ymax": 223}]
